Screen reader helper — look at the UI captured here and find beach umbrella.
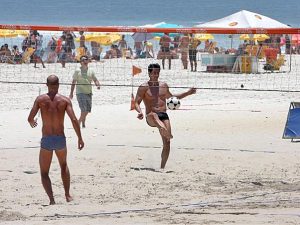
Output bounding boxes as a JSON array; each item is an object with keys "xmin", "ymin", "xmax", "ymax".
[
  {"xmin": 194, "ymin": 33, "xmax": 214, "ymax": 41},
  {"xmin": 196, "ymin": 10, "xmax": 289, "ymax": 29},
  {"xmin": 131, "ymin": 32, "xmax": 154, "ymax": 42},
  {"xmin": 76, "ymin": 33, "xmax": 121, "ymax": 46},
  {"xmin": 152, "ymin": 22, "xmax": 183, "ymax": 37},
  {"xmin": 0, "ymin": 29, "xmax": 29, "ymax": 38},
  {"xmin": 239, "ymin": 34, "xmax": 270, "ymax": 41}
]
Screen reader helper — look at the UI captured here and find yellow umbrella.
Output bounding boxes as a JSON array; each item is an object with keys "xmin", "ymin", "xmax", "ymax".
[
  {"xmin": 153, "ymin": 36, "xmax": 161, "ymax": 41},
  {"xmin": 240, "ymin": 34, "xmax": 270, "ymax": 41},
  {"xmin": 76, "ymin": 33, "xmax": 121, "ymax": 46},
  {"xmin": 253, "ymin": 34, "xmax": 270, "ymax": 42},
  {"xmin": 194, "ymin": 33, "xmax": 214, "ymax": 41},
  {"xmin": 0, "ymin": 29, "xmax": 28, "ymax": 38}
]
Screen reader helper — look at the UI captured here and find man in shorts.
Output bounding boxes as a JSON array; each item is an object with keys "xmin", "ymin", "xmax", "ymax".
[
  {"xmin": 69, "ymin": 55, "xmax": 101, "ymax": 128},
  {"xmin": 28, "ymin": 75, "xmax": 84, "ymax": 205},
  {"xmin": 179, "ymin": 33, "xmax": 190, "ymax": 70},
  {"xmin": 134, "ymin": 63, "xmax": 196, "ymax": 169},
  {"xmin": 189, "ymin": 34, "xmax": 201, "ymax": 72},
  {"xmin": 159, "ymin": 33, "xmax": 172, "ymax": 69}
]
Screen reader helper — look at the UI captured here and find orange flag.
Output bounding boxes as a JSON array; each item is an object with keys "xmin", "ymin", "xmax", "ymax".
[
  {"xmin": 130, "ymin": 93, "xmax": 135, "ymax": 111},
  {"xmin": 132, "ymin": 65, "xmax": 142, "ymax": 76}
]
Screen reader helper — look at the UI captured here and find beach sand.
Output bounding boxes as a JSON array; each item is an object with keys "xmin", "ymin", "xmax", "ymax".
[{"xmin": 0, "ymin": 58, "xmax": 300, "ymax": 224}]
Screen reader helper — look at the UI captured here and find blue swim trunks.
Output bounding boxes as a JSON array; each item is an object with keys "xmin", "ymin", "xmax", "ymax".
[{"xmin": 41, "ymin": 135, "xmax": 66, "ymax": 151}]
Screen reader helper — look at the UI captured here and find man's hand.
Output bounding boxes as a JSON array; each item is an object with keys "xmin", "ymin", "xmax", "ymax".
[
  {"xmin": 137, "ymin": 112, "xmax": 144, "ymax": 120},
  {"xmin": 78, "ymin": 139, "xmax": 84, "ymax": 150},
  {"xmin": 30, "ymin": 118, "xmax": 38, "ymax": 128},
  {"xmin": 189, "ymin": 88, "xmax": 197, "ymax": 95},
  {"xmin": 69, "ymin": 93, "xmax": 73, "ymax": 100}
]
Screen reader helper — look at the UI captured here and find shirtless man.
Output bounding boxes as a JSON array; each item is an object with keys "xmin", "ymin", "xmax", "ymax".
[
  {"xmin": 28, "ymin": 75, "xmax": 84, "ymax": 205},
  {"xmin": 159, "ymin": 33, "xmax": 172, "ymax": 69},
  {"xmin": 179, "ymin": 33, "xmax": 190, "ymax": 69},
  {"xmin": 135, "ymin": 63, "xmax": 196, "ymax": 169}
]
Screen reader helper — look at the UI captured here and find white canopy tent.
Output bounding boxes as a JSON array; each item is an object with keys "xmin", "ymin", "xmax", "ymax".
[
  {"xmin": 195, "ymin": 10, "xmax": 289, "ymax": 28},
  {"xmin": 196, "ymin": 10, "xmax": 292, "ymax": 73}
]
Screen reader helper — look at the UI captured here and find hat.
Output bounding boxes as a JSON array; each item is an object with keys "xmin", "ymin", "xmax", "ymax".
[{"xmin": 80, "ymin": 56, "xmax": 88, "ymax": 62}]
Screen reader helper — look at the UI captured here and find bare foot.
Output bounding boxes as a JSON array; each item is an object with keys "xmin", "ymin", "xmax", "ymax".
[{"xmin": 66, "ymin": 195, "xmax": 73, "ymax": 202}]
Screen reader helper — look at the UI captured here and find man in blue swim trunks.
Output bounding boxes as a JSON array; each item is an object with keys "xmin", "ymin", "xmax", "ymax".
[
  {"xmin": 134, "ymin": 63, "xmax": 196, "ymax": 169},
  {"xmin": 28, "ymin": 75, "xmax": 84, "ymax": 205}
]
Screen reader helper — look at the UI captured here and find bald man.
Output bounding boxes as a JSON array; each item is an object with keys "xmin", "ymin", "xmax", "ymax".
[{"xmin": 28, "ymin": 75, "xmax": 84, "ymax": 205}]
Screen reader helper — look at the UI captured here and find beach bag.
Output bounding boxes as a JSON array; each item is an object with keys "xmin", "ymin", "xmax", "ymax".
[{"xmin": 263, "ymin": 63, "xmax": 274, "ymax": 71}]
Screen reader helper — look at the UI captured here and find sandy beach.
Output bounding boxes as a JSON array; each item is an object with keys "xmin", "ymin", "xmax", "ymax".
[{"xmin": 0, "ymin": 57, "xmax": 300, "ymax": 224}]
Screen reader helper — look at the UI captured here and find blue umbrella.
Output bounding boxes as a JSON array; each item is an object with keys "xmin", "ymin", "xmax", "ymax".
[{"xmin": 153, "ymin": 22, "xmax": 183, "ymax": 37}]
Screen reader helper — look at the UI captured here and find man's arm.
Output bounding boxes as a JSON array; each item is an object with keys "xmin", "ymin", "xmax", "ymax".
[
  {"xmin": 65, "ymin": 99, "xmax": 84, "ymax": 150},
  {"xmin": 135, "ymin": 86, "xmax": 146, "ymax": 120},
  {"xmin": 173, "ymin": 88, "xmax": 197, "ymax": 99},
  {"xmin": 69, "ymin": 79, "xmax": 76, "ymax": 99},
  {"xmin": 28, "ymin": 97, "xmax": 40, "ymax": 128},
  {"xmin": 93, "ymin": 74, "xmax": 101, "ymax": 90}
]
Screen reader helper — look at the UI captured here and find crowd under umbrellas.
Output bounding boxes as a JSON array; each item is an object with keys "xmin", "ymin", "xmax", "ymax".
[{"xmin": 0, "ymin": 10, "xmax": 298, "ymax": 72}]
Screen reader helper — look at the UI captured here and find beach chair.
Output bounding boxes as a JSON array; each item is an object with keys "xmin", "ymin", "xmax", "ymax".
[
  {"xmin": 263, "ymin": 54, "xmax": 284, "ymax": 72},
  {"xmin": 21, "ymin": 47, "xmax": 35, "ymax": 63},
  {"xmin": 283, "ymin": 102, "xmax": 300, "ymax": 141},
  {"xmin": 273, "ymin": 54, "xmax": 285, "ymax": 70}
]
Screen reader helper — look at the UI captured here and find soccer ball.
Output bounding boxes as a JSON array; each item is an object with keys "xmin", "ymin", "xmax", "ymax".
[{"xmin": 167, "ymin": 97, "xmax": 181, "ymax": 110}]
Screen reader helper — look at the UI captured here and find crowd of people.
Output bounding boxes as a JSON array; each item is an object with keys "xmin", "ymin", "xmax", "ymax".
[
  {"xmin": 1, "ymin": 30, "xmax": 296, "ymax": 72},
  {"xmin": 0, "ymin": 30, "xmax": 210, "ymax": 71}
]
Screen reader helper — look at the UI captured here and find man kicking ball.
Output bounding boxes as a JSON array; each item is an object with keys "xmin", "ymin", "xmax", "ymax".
[{"xmin": 134, "ymin": 63, "xmax": 196, "ymax": 169}]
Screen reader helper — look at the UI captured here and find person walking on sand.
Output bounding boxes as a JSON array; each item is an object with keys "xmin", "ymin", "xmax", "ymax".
[
  {"xmin": 189, "ymin": 34, "xmax": 201, "ymax": 72},
  {"xmin": 69, "ymin": 55, "xmax": 100, "ymax": 128},
  {"xmin": 179, "ymin": 33, "xmax": 190, "ymax": 70},
  {"xmin": 159, "ymin": 33, "xmax": 172, "ymax": 69},
  {"xmin": 134, "ymin": 63, "xmax": 196, "ymax": 169},
  {"xmin": 28, "ymin": 75, "xmax": 84, "ymax": 205}
]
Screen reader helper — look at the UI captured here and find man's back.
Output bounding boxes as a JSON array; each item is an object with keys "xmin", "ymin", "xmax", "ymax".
[{"xmin": 38, "ymin": 93, "xmax": 69, "ymax": 136}]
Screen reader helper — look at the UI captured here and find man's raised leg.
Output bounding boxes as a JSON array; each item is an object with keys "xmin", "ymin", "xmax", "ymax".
[
  {"xmin": 146, "ymin": 113, "xmax": 172, "ymax": 139},
  {"xmin": 39, "ymin": 149, "xmax": 55, "ymax": 205}
]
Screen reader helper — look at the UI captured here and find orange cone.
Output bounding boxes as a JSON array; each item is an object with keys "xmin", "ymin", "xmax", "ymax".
[
  {"xmin": 130, "ymin": 93, "xmax": 135, "ymax": 111},
  {"xmin": 132, "ymin": 65, "xmax": 142, "ymax": 76}
]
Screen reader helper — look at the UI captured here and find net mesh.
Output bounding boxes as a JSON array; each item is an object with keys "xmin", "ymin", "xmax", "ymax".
[{"xmin": 0, "ymin": 25, "xmax": 299, "ymax": 110}]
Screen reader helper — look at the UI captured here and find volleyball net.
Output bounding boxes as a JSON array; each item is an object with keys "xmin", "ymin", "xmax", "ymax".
[{"xmin": 0, "ymin": 24, "xmax": 300, "ymax": 110}]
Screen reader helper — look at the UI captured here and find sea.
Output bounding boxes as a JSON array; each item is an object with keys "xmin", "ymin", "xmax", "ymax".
[
  {"xmin": 1, "ymin": 0, "xmax": 300, "ymax": 51},
  {"xmin": 1, "ymin": 0, "xmax": 300, "ymax": 27}
]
